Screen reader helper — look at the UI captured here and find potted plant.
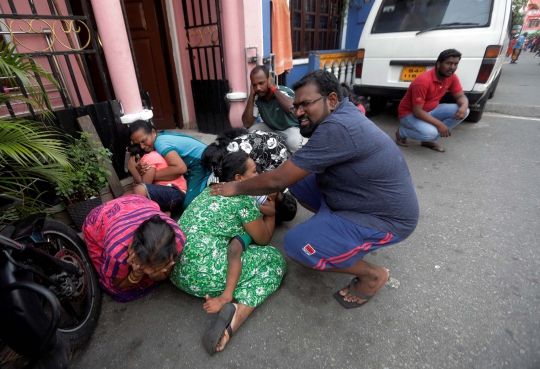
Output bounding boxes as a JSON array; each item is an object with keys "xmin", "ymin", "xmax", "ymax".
[{"xmin": 55, "ymin": 132, "xmax": 113, "ymax": 231}]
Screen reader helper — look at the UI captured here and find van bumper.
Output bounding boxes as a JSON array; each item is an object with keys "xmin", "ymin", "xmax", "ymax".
[
  {"xmin": 352, "ymin": 85, "xmax": 488, "ymax": 111},
  {"xmin": 352, "ymin": 85, "xmax": 408, "ymax": 100}
]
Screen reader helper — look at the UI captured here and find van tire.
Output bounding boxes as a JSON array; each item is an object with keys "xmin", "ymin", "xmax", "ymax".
[
  {"xmin": 369, "ymin": 97, "xmax": 388, "ymax": 114},
  {"xmin": 466, "ymin": 109, "xmax": 484, "ymax": 123},
  {"xmin": 488, "ymin": 71, "xmax": 501, "ymax": 99}
]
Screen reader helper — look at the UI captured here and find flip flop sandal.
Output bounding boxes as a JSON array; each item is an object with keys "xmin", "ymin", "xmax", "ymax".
[
  {"xmin": 202, "ymin": 302, "xmax": 236, "ymax": 355},
  {"xmin": 333, "ymin": 277, "xmax": 375, "ymax": 310},
  {"xmin": 421, "ymin": 143, "xmax": 445, "ymax": 152}
]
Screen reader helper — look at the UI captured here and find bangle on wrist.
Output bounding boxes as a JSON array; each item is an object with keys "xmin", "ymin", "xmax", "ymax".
[{"xmin": 128, "ymin": 271, "xmax": 143, "ymax": 284}]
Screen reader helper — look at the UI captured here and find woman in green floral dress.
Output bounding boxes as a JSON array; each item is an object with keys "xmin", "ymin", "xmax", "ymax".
[{"xmin": 170, "ymin": 151, "xmax": 286, "ymax": 354}]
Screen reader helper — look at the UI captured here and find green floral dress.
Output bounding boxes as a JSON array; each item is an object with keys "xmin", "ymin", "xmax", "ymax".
[{"xmin": 170, "ymin": 187, "xmax": 286, "ymax": 307}]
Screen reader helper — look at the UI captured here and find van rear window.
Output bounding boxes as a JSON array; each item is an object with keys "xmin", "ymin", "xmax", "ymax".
[{"xmin": 372, "ymin": 0, "xmax": 494, "ymax": 33}]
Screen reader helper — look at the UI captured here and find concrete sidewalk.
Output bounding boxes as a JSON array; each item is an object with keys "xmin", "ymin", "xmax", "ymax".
[
  {"xmin": 484, "ymin": 51, "xmax": 540, "ymax": 117},
  {"xmin": 171, "ymin": 128, "xmax": 218, "ymax": 145}
]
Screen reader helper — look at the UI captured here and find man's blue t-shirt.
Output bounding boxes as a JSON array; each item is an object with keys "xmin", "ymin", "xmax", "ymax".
[{"xmin": 290, "ymin": 99, "xmax": 419, "ymax": 239}]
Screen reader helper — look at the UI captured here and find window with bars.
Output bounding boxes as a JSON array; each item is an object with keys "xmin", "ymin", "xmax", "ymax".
[
  {"xmin": 528, "ymin": 18, "xmax": 540, "ymax": 28},
  {"xmin": 290, "ymin": 0, "xmax": 343, "ymax": 59}
]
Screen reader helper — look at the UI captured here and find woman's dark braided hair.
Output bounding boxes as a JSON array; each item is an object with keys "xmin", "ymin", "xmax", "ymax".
[
  {"xmin": 131, "ymin": 215, "xmax": 178, "ymax": 266},
  {"xmin": 201, "ymin": 128, "xmax": 250, "ymax": 182},
  {"xmin": 209, "ymin": 151, "xmax": 249, "ymax": 183}
]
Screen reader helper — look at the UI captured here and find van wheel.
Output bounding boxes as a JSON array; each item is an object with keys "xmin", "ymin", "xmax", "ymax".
[
  {"xmin": 369, "ymin": 97, "xmax": 388, "ymax": 114},
  {"xmin": 488, "ymin": 71, "xmax": 501, "ymax": 99},
  {"xmin": 466, "ymin": 109, "xmax": 484, "ymax": 123}
]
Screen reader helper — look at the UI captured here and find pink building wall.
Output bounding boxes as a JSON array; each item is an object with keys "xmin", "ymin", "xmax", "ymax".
[
  {"xmin": 168, "ymin": 0, "xmax": 264, "ymax": 128},
  {"xmin": 522, "ymin": 0, "xmax": 540, "ymax": 32}
]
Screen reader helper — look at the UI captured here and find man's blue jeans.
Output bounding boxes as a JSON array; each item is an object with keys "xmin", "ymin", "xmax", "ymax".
[{"xmin": 398, "ymin": 104, "xmax": 469, "ymax": 142}]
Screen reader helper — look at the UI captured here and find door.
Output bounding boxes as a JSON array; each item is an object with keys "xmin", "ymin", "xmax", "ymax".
[
  {"xmin": 182, "ymin": 0, "xmax": 231, "ymax": 135},
  {"xmin": 124, "ymin": 0, "xmax": 179, "ymax": 129}
]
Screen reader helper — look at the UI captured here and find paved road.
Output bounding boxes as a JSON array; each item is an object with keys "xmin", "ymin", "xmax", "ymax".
[
  {"xmin": 71, "ymin": 109, "xmax": 540, "ymax": 368},
  {"xmin": 69, "ymin": 51, "xmax": 540, "ymax": 367},
  {"xmin": 485, "ymin": 51, "xmax": 540, "ymax": 117}
]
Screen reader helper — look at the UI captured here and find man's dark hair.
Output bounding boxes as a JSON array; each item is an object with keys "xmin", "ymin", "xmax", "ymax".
[
  {"xmin": 292, "ymin": 69, "xmax": 344, "ymax": 101},
  {"xmin": 437, "ymin": 49, "xmax": 462, "ymax": 64},
  {"xmin": 339, "ymin": 82, "xmax": 351, "ymax": 99},
  {"xmin": 250, "ymin": 65, "xmax": 270, "ymax": 78},
  {"xmin": 132, "ymin": 215, "xmax": 178, "ymax": 266}
]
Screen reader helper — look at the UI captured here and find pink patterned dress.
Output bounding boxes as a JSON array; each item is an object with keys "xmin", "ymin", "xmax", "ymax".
[{"xmin": 82, "ymin": 195, "xmax": 185, "ymax": 302}]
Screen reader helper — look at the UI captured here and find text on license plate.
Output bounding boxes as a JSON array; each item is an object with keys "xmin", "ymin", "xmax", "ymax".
[{"xmin": 401, "ymin": 66, "xmax": 426, "ymax": 82}]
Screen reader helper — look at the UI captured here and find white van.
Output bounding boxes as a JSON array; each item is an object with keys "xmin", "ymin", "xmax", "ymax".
[{"xmin": 353, "ymin": 0, "xmax": 512, "ymax": 122}]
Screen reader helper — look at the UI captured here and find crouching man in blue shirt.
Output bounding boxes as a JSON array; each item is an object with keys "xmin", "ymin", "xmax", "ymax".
[{"xmin": 211, "ymin": 70, "xmax": 419, "ymax": 309}]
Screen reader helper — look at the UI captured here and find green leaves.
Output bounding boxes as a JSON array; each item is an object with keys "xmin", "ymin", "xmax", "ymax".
[
  {"xmin": 0, "ymin": 120, "xmax": 71, "ymax": 169},
  {"xmin": 55, "ymin": 132, "xmax": 113, "ymax": 206},
  {"xmin": 0, "ymin": 119, "xmax": 73, "ymax": 227},
  {"xmin": 0, "ymin": 41, "xmax": 106, "ymax": 227},
  {"xmin": 0, "ymin": 40, "xmax": 59, "ymax": 122},
  {"xmin": 512, "ymin": 0, "xmax": 529, "ymax": 28}
]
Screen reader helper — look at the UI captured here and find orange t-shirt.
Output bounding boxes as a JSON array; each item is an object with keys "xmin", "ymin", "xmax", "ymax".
[{"xmin": 141, "ymin": 151, "xmax": 187, "ymax": 192}]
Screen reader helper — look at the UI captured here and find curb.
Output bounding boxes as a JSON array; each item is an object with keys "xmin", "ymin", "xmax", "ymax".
[{"xmin": 484, "ymin": 102, "xmax": 540, "ymax": 118}]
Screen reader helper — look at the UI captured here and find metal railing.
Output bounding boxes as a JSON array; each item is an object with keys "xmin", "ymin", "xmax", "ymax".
[{"xmin": 0, "ymin": 0, "xmax": 111, "ymax": 119}]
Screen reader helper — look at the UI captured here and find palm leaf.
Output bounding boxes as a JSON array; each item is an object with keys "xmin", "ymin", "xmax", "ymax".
[
  {"xmin": 0, "ymin": 41, "xmax": 60, "ymax": 121},
  {"xmin": 0, "ymin": 93, "xmax": 40, "ymax": 107},
  {"xmin": 0, "ymin": 42, "xmax": 77, "ymax": 228},
  {"xmin": 0, "ymin": 120, "xmax": 71, "ymax": 169}
]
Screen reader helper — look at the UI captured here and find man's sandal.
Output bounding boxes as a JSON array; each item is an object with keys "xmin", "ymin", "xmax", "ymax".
[
  {"xmin": 395, "ymin": 131, "xmax": 409, "ymax": 147},
  {"xmin": 421, "ymin": 142, "xmax": 445, "ymax": 152},
  {"xmin": 333, "ymin": 277, "xmax": 375, "ymax": 310}
]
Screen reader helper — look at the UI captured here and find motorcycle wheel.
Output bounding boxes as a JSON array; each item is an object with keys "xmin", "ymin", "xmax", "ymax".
[{"xmin": 40, "ymin": 219, "xmax": 102, "ymax": 350}]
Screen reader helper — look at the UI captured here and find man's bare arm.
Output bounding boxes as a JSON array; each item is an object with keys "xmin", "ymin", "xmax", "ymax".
[
  {"xmin": 268, "ymin": 77, "xmax": 294, "ymax": 113},
  {"xmin": 210, "ymin": 160, "xmax": 311, "ymax": 197},
  {"xmin": 241, "ymin": 85, "xmax": 256, "ymax": 128},
  {"xmin": 453, "ymin": 92, "xmax": 469, "ymax": 120}
]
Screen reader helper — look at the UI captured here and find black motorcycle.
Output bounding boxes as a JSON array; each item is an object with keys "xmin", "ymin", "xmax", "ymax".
[{"xmin": 0, "ymin": 194, "xmax": 101, "ymax": 368}]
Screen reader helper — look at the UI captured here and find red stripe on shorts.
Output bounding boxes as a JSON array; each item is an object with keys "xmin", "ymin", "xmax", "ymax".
[{"xmin": 313, "ymin": 233, "xmax": 393, "ymax": 270}]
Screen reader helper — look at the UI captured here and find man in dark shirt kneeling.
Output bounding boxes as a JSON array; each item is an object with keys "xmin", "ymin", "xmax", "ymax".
[{"xmin": 212, "ymin": 70, "xmax": 419, "ymax": 309}]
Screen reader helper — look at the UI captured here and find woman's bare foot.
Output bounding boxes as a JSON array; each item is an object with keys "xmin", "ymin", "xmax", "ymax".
[{"xmin": 338, "ymin": 267, "xmax": 389, "ymax": 306}]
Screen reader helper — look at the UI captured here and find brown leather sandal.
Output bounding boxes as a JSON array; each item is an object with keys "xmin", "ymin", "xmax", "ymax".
[
  {"xmin": 395, "ymin": 130, "xmax": 409, "ymax": 147},
  {"xmin": 421, "ymin": 142, "xmax": 446, "ymax": 152}
]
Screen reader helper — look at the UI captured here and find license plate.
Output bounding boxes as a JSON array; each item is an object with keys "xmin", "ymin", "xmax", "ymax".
[{"xmin": 401, "ymin": 66, "xmax": 426, "ymax": 82}]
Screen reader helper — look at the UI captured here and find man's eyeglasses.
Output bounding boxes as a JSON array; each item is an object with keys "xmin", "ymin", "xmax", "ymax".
[{"xmin": 290, "ymin": 95, "xmax": 326, "ymax": 114}]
